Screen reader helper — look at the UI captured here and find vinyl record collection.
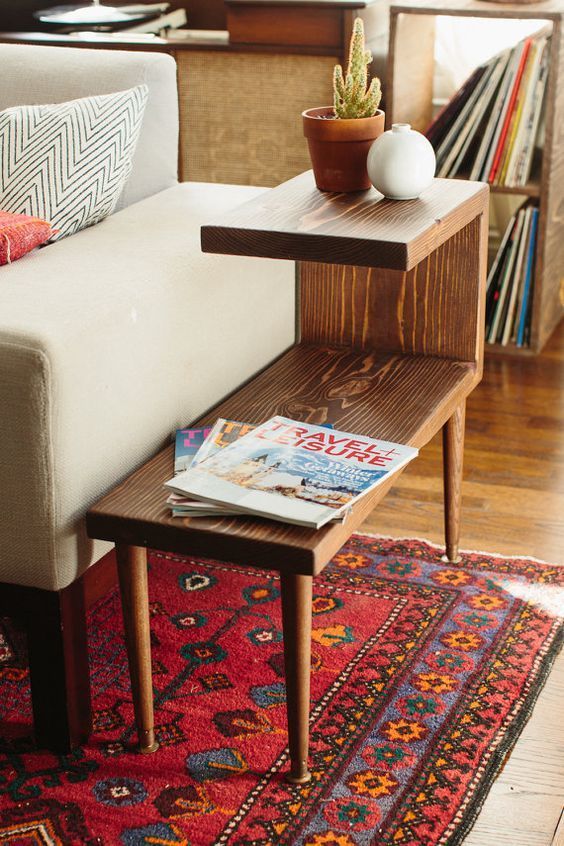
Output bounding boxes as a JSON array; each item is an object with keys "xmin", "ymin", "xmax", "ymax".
[
  {"xmin": 427, "ymin": 30, "xmax": 550, "ymax": 187},
  {"xmin": 486, "ymin": 202, "xmax": 538, "ymax": 348}
]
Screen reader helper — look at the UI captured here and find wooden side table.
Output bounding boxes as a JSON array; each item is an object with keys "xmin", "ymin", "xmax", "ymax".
[{"xmin": 86, "ymin": 171, "xmax": 489, "ymax": 784}]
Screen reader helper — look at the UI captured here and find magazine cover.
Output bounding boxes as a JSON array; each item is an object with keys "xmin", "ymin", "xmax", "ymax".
[
  {"xmin": 165, "ymin": 416, "xmax": 418, "ymax": 529},
  {"xmin": 174, "ymin": 426, "xmax": 212, "ymax": 475},
  {"xmin": 171, "ymin": 421, "xmax": 255, "ymax": 517},
  {"xmin": 192, "ymin": 419, "xmax": 256, "ymax": 468},
  {"xmin": 192, "ymin": 418, "xmax": 333, "ymax": 469},
  {"xmin": 170, "ymin": 420, "xmax": 334, "ymax": 518}
]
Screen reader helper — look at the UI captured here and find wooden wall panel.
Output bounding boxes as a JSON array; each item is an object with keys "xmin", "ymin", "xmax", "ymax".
[
  {"xmin": 0, "ymin": 0, "xmax": 48, "ymax": 29},
  {"xmin": 300, "ymin": 216, "xmax": 484, "ymax": 362},
  {"xmin": 175, "ymin": 0, "xmax": 226, "ymax": 31},
  {"xmin": 227, "ymin": 5, "xmax": 343, "ymax": 48}
]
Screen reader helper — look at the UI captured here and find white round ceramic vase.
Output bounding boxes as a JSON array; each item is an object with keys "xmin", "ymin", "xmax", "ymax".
[{"xmin": 367, "ymin": 123, "xmax": 436, "ymax": 200}]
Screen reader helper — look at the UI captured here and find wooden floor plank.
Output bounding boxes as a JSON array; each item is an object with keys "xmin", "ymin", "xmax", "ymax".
[
  {"xmin": 552, "ymin": 808, "xmax": 564, "ymax": 846},
  {"xmin": 363, "ymin": 321, "xmax": 564, "ymax": 846}
]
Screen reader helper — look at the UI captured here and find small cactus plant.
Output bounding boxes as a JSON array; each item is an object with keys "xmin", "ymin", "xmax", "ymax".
[{"xmin": 333, "ymin": 18, "xmax": 382, "ymax": 119}]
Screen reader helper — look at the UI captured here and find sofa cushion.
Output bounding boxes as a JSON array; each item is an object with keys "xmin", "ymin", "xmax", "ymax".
[
  {"xmin": 0, "ymin": 182, "xmax": 295, "ymax": 591},
  {"xmin": 0, "ymin": 211, "xmax": 55, "ymax": 264},
  {"xmin": 0, "ymin": 86, "xmax": 148, "ymax": 240},
  {"xmin": 0, "ymin": 44, "xmax": 179, "ymax": 212}
]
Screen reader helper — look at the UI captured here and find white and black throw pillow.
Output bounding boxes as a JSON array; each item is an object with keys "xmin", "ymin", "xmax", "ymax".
[{"xmin": 0, "ymin": 85, "xmax": 148, "ymax": 240}]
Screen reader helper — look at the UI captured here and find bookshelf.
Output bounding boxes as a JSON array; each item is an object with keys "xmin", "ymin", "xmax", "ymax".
[{"xmin": 387, "ymin": 0, "xmax": 564, "ymax": 355}]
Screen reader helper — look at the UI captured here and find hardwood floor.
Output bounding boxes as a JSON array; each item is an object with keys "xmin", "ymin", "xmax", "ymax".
[{"xmin": 363, "ymin": 320, "xmax": 564, "ymax": 846}]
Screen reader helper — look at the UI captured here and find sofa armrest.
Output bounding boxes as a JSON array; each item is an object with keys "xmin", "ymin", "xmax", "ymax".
[{"xmin": 0, "ymin": 182, "xmax": 295, "ymax": 591}]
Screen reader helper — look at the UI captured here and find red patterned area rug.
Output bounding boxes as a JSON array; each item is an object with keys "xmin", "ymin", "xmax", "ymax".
[{"xmin": 0, "ymin": 535, "xmax": 562, "ymax": 846}]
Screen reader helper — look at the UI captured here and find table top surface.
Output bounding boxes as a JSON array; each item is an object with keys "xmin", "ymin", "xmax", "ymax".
[
  {"xmin": 87, "ymin": 347, "xmax": 478, "ymax": 575},
  {"xmin": 201, "ymin": 171, "xmax": 489, "ymax": 271}
]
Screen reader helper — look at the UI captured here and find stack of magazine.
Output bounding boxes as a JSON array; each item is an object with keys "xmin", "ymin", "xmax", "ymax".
[
  {"xmin": 486, "ymin": 202, "xmax": 538, "ymax": 347},
  {"xmin": 168, "ymin": 420, "xmax": 256, "ymax": 518},
  {"xmin": 427, "ymin": 29, "xmax": 550, "ymax": 187},
  {"xmin": 166, "ymin": 417, "xmax": 418, "ymax": 529}
]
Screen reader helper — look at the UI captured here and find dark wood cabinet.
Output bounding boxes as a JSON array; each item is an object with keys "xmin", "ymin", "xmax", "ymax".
[
  {"xmin": 0, "ymin": 0, "xmax": 226, "ymax": 31},
  {"xmin": 0, "ymin": 0, "xmax": 48, "ymax": 30}
]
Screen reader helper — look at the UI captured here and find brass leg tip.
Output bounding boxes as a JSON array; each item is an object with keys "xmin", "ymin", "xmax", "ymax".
[
  {"xmin": 139, "ymin": 740, "xmax": 159, "ymax": 754},
  {"xmin": 286, "ymin": 770, "xmax": 312, "ymax": 785},
  {"xmin": 138, "ymin": 729, "xmax": 159, "ymax": 754},
  {"xmin": 441, "ymin": 553, "xmax": 461, "ymax": 564}
]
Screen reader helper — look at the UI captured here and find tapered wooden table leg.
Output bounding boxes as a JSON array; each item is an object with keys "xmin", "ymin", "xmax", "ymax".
[
  {"xmin": 442, "ymin": 400, "xmax": 466, "ymax": 564},
  {"xmin": 115, "ymin": 544, "xmax": 159, "ymax": 754},
  {"xmin": 280, "ymin": 572, "xmax": 313, "ymax": 785}
]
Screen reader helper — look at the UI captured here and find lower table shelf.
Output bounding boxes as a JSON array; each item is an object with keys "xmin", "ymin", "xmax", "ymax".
[{"xmin": 87, "ymin": 344, "xmax": 477, "ymax": 575}]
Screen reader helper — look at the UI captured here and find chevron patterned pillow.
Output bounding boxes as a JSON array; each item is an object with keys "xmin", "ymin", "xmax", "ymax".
[{"xmin": 0, "ymin": 85, "xmax": 148, "ymax": 241}]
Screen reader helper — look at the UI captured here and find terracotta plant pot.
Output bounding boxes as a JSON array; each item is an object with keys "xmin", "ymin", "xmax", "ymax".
[{"xmin": 302, "ymin": 107, "xmax": 385, "ymax": 192}]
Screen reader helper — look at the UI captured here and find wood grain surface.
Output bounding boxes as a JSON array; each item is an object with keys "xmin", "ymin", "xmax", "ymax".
[
  {"xmin": 280, "ymin": 573, "xmax": 314, "ymax": 783},
  {"xmin": 201, "ymin": 171, "xmax": 489, "ymax": 271},
  {"xmin": 552, "ymin": 810, "xmax": 564, "ymax": 846},
  {"xmin": 227, "ymin": 4, "xmax": 344, "ymax": 47},
  {"xmin": 85, "ymin": 319, "xmax": 562, "ymax": 845},
  {"xmin": 86, "ymin": 346, "xmax": 478, "ymax": 575},
  {"xmin": 85, "ymin": 316, "xmax": 563, "ymax": 846},
  {"xmin": 370, "ymin": 320, "xmax": 564, "ymax": 559},
  {"xmin": 299, "ymin": 216, "xmax": 485, "ymax": 362},
  {"xmin": 442, "ymin": 400, "xmax": 466, "ymax": 562},
  {"xmin": 116, "ymin": 545, "xmax": 159, "ymax": 754},
  {"xmin": 89, "ymin": 174, "xmax": 486, "ymax": 576}
]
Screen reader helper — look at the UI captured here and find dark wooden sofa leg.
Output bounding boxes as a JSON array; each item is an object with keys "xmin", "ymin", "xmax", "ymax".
[
  {"xmin": 442, "ymin": 400, "xmax": 466, "ymax": 564},
  {"xmin": 25, "ymin": 578, "xmax": 92, "ymax": 752},
  {"xmin": 280, "ymin": 572, "xmax": 313, "ymax": 785}
]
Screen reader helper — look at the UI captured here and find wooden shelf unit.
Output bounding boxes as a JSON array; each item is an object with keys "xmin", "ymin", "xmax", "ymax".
[
  {"xmin": 387, "ymin": 0, "xmax": 564, "ymax": 355},
  {"xmin": 489, "ymin": 182, "xmax": 540, "ymax": 198},
  {"xmin": 87, "ymin": 171, "xmax": 489, "ymax": 778}
]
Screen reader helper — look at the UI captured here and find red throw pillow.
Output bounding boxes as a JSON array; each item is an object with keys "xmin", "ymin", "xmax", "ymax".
[{"xmin": 0, "ymin": 211, "xmax": 55, "ymax": 266}]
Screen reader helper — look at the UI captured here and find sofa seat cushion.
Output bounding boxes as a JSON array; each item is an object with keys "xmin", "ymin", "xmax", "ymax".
[{"xmin": 0, "ymin": 182, "xmax": 295, "ymax": 591}]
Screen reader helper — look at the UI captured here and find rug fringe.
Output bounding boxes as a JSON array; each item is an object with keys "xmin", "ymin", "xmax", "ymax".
[{"xmin": 353, "ymin": 531, "xmax": 562, "ymax": 567}]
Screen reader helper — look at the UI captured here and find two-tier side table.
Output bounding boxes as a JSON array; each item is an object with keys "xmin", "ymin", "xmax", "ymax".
[{"xmin": 86, "ymin": 171, "xmax": 489, "ymax": 784}]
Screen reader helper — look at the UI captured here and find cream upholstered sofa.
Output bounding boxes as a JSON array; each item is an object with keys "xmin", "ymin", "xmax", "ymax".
[{"xmin": 0, "ymin": 44, "xmax": 295, "ymax": 751}]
